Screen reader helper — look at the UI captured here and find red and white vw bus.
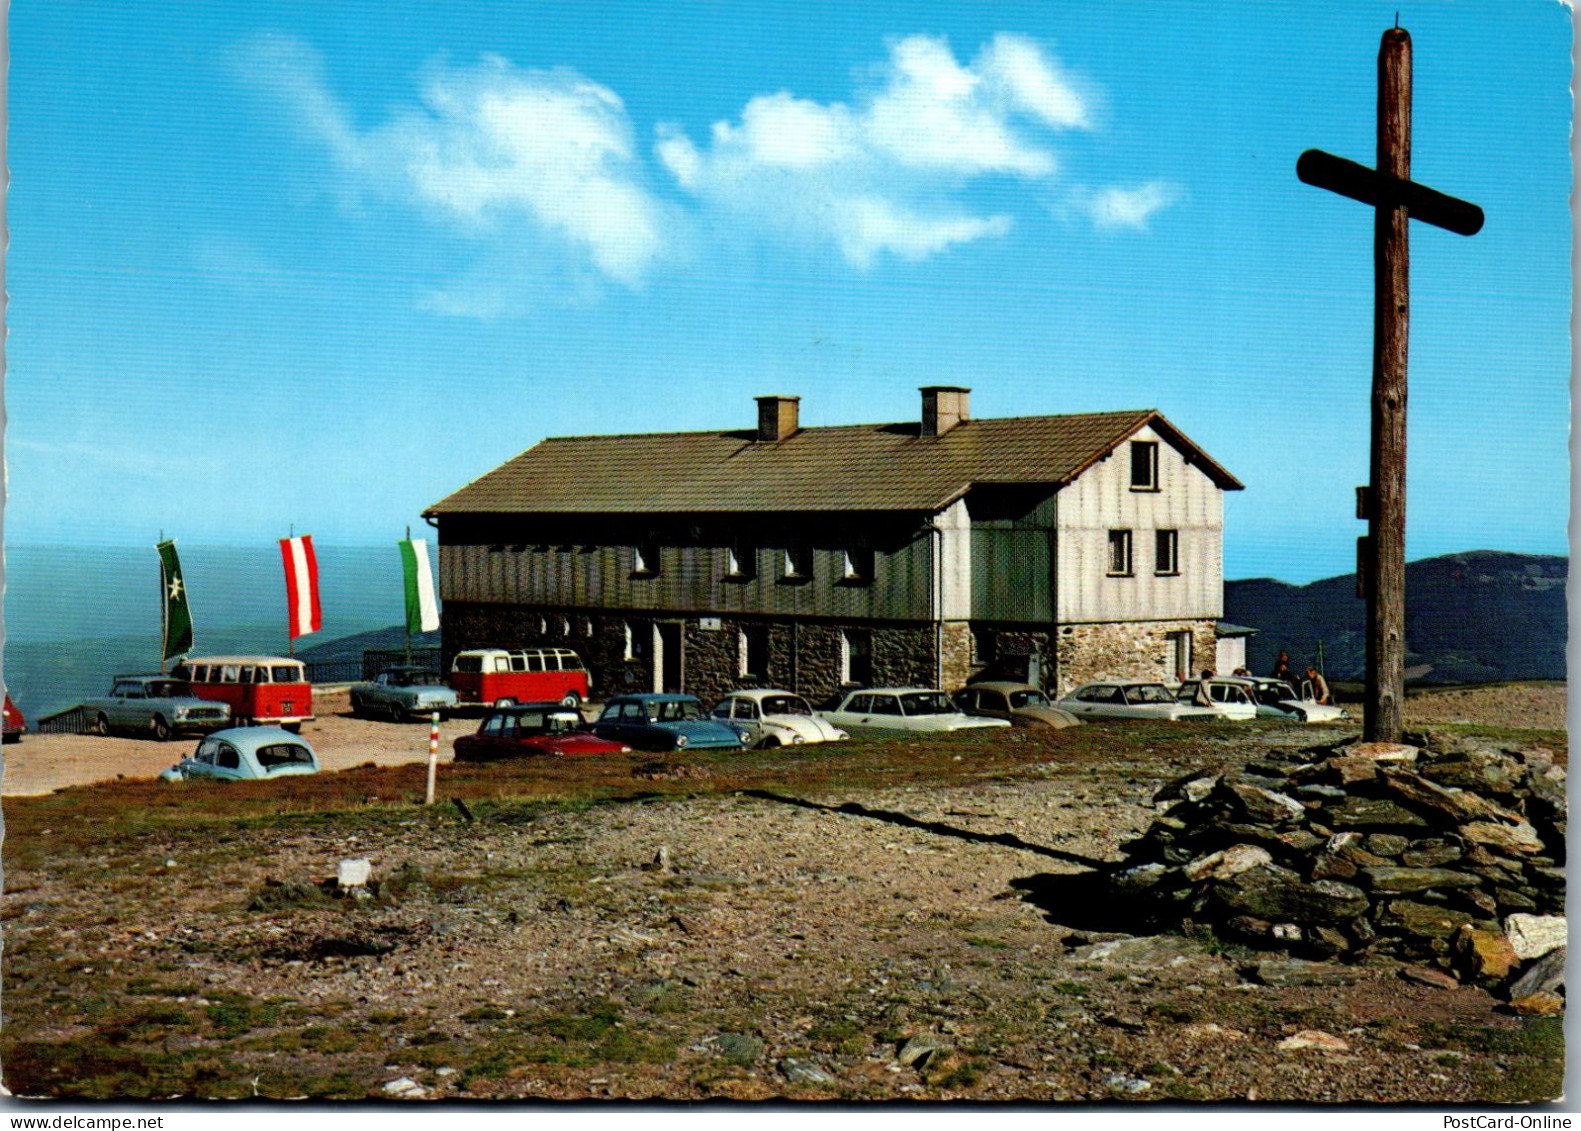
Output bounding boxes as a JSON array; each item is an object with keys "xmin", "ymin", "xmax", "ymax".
[
  {"xmin": 172, "ymin": 656, "xmax": 316, "ymax": 731},
  {"xmin": 450, "ymin": 648, "xmax": 591, "ymax": 708}
]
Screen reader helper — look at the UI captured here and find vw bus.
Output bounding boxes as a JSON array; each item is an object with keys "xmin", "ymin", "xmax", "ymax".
[
  {"xmin": 449, "ymin": 648, "xmax": 591, "ymax": 708},
  {"xmin": 171, "ymin": 656, "xmax": 316, "ymax": 731}
]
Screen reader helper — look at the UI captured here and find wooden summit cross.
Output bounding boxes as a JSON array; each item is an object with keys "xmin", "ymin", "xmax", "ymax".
[{"xmin": 1296, "ymin": 26, "xmax": 1482, "ymax": 744}]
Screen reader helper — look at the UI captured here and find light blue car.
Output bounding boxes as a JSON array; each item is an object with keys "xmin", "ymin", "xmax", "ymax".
[
  {"xmin": 593, "ymin": 693, "xmax": 751, "ymax": 752},
  {"xmin": 160, "ymin": 726, "xmax": 320, "ymax": 782}
]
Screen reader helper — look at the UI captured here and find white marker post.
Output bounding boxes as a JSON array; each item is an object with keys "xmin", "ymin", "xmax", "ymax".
[{"xmin": 424, "ymin": 713, "xmax": 440, "ymax": 805}]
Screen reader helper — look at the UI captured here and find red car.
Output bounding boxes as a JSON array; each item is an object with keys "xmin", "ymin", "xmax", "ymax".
[
  {"xmin": 453, "ymin": 703, "xmax": 631, "ymax": 762},
  {"xmin": 3, "ymin": 694, "xmax": 24, "ymax": 743}
]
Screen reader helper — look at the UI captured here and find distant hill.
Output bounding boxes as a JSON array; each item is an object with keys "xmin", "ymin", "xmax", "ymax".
[
  {"xmin": 1225, "ymin": 550, "xmax": 1566, "ymax": 683},
  {"xmin": 296, "ymin": 626, "xmax": 442, "ymax": 665}
]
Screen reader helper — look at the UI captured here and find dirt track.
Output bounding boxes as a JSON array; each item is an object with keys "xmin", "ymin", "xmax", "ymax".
[{"xmin": 1, "ymin": 689, "xmax": 480, "ymax": 797}]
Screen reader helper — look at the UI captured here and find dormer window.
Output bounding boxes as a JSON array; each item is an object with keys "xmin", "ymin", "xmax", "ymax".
[{"xmin": 1130, "ymin": 441, "xmax": 1159, "ymax": 491}]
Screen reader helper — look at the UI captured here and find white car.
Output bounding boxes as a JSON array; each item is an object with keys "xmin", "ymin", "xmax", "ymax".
[
  {"xmin": 712, "ymin": 689, "xmax": 849, "ymax": 748},
  {"xmin": 818, "ymin": 687, "xmax": 1013, "ymax": 736},
  {"xmin": 1173, "ymin": 679, "xmax": 1258, "ymax": 721},
  {"xmin": 1223, "ymin": 676, "xmax": 1352, "ymax": 723},
  {"xmin": 1057, "ymin": 681, "xmax": 1220, "ymax": 722}
]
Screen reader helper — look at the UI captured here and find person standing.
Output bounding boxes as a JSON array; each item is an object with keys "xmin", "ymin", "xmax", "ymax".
[
  {"xmin": 1305, "ymin": 666, "xmax": 1331, "ymax": 705},
  {"xmin": 1271, "ymin": 651, "xmax": 1296, "ymax": 691}
]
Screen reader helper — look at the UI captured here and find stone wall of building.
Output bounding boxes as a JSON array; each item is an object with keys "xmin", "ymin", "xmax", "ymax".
[
  {"xmin": 443, "ymin": 603, "xmax": 942, "ymax": 706},
  {"xmin": 938, "ymin": 621, "xmax": 975, "ymax": 692},
  {"xmin": 1054, "ymin": 618, "xmax": 1218, "ymax": 695}
]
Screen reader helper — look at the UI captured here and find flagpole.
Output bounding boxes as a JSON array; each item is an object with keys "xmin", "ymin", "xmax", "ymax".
[
  {"xmin": 405, "ymin": 525, "xmax": 413, "ymax": 666},
  {"xmin": 158, "ymin": 533, "xmax": 167, "ymax": 675},
  {"xmin": 287, "ymin": 525, "xmax": 295, "ymax": 658}
]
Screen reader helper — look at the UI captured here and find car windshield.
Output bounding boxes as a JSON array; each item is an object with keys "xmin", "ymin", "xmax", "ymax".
[
  {"xmin": 761, "ymin": 695, "xmax": 812, "ymax": 716},
  {"xmin": 1008, "ymin": 690, "xmax": 1049, "ymax": 708},
  {"xmin": 1124, "ymin": 684, "xmax": 1176, "ymax": 705},
  {"xmin": 900, "ymin": 692, "xmax": 954, "ymax": 716},
  {"xmin": 454, "ymin": 656, "xmax": 484, "ymax": 673},
  {"xmin": 654, "ymin": 700, "xmax": 705, "ymax": 722},
  {"xmin": 256, "ymin": 742, "xmax": 313, "ymax": 769}
]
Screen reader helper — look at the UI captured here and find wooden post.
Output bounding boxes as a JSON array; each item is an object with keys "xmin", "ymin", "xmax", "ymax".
[
  {"xmin": 424, "ymin": 712, "xmax": 440, "ymax": 805},
  {"xmin": 1367, "ymin": 28, "xmax": 1411, "ymax": 742}
]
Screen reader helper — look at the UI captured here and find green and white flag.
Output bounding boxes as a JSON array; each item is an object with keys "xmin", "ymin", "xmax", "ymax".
[
  {"xmin": 157, "ymin": 539, "xmax": 194, "ymax": 662},
  {"xmin": 399, "ymin": 538, "xmax": 440, "ymax": 633}
]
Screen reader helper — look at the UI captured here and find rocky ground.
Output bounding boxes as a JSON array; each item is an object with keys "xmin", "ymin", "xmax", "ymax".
[{"xmin": 0, "ymin": 689, "xmax": 1566, "ymax": 1103}]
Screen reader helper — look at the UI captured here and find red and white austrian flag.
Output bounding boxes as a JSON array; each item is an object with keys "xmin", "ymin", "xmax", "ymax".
[{"xmin": 280, "ymin": 534, "xmax": 322, "ymax": 640}]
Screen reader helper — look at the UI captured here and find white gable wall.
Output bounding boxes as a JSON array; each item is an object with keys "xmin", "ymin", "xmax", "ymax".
[{"xmin": 1055, "ymin": 424, "xmax": 1224, "ymax": 624}]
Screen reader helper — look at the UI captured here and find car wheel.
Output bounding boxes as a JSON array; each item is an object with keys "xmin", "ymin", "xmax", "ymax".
[
  {"xmin": 282, "ymin": 723, "xmax": 302, "ymax": 734},
  {"xmin": 389, "ymin": 703, "xmax": 406, "ymax": 724},
  {"xmin": 761, "ymin": 736, "xmax": 780, "ymax": 749},
  {"xmin": 349, "ymin": 695, "xmax": 362, "ymax": 717},
  {"xmin": 94, "ymin": 712, "xmax": 112, "ymax": 738},
  {"xmin": 559, "ymin": 691, "xmax": 582, "ymax": 709},
  {"xmin": 494, "ymin": 698, "xmax": 515, "ymax": 709},
  {"xmin": 152, "ymin": 715, "xmax": 173, "ymax": 742}
]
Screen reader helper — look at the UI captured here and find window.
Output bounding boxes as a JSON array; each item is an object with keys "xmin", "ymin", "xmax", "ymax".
[
  {"xmin": 725, "ymin": 544, "xmax": 755, "ymax": 580},
  {"xmin": 217, "ymin": 744, "xmax": 242, "ymax": 770},
  {"xmin": 870, "ymin": 695, "xmax": 903, "ymax": 716},
  {"xmin": 1130, "ymin": 441, "xmax": 1159, "ymax": 490},
  {"xmin": 713, "ymin": 700, "xmax": 735, "ymax": 720},
  {"xmin": 509, "ymin": 653, "xmax": 527, "ymax": 672},
  {"xmin": 782, "ymin": 546, "xmax": 812, "ymax": 580},
  {"xmin": 1107, "ymin": 529, "xmax": 1133, "ymax": 576},
  {"xmin": 633, "ymin": 540, "xmax": 658, "ymax": 575},
  {"xmin": 842, "ymin": 547, "xmax": 874, "ymax": 583},
  {"xmin": 841, "ymin": 629, "xmax": 872, "ymax": 686},
  {"xmin": 1155, "ymin": 529, "xmax": 1180, "ymax": 575},
  {"xmin": 740, "ymin": 626, "xmax": 770, "ymax": 679},
  {"xmin": 527, "ymin": 652, "xmax": 546, "ymax": 672}
]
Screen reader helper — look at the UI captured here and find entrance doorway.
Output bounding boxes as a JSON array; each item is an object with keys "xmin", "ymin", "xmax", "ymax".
[
  {"xmin": 1168, "ymin": 630, "xmax": 1193, "ymax": 682},
  {"xmin": 654, "ymin": 622, "xmax": 684, "ymax": 692}
]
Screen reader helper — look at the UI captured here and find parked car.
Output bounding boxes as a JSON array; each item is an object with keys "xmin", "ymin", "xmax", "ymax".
[
  {"xmin": 818, "ymin": 688, "xmax": 1013, "ymax": 736},
  {"xmin": 454, "ymin": 703, "xmax": 633, "ymax": 761},
  {"xmin": 171, "ymin": 656, "xmax": 314, "ymax": 731},
  {"xmin": 159, "ymin": 727, "xmax": 319, "ymax": 782},
  {"xmin": 1222, "ymin": 676, "xmax": 1352, "ymax": 723},
  {"xmin": 449, "ymin": 648, "xmax": 591, "ymax": 708},
  {"xmin": 952, "ymin": 682, "xmax": 1081, "ymax": 729},
  {"xmin": 1173, "ymin": 679, "xmax": 1258, "ymax": 721},
  {"xmin": 1056, "ymin": 681, "xmax": 1219, "ymax": 722},
  {"xmin": 351, "ymin": 666, "xmax": 459, "ymax": 722},
  {"xmin": 711, "ymin": 689, "xmax": 849, "ymax": 748},
  {"xmin": 3, "ymin": 694, "xmax": 25, "ymax": 743},
  {"xmin": 84, "ymin": 674, "xmax": 232, "ymax": 740},
  {"xmin": 593, "ymin": 693, "xmax": 750, "ymax": 752}
]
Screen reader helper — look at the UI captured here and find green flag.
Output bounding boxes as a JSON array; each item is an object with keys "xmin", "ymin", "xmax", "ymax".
[
  {"xmin": 157, "ymin": 540, "xmax": 194, "ymax": 662},
  {"xmin": 399, "ymin": 538, "xmax": 440, "ymax": 634}
]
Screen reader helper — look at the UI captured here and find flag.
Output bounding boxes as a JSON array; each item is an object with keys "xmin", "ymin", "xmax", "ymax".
[
  {"xmin": 280, "ymin": 534, "xmax": 322, "ymax": 640},
  {"xmin": 157, "ymin": 540, "xmax": 193, "ymax": 662},
  {"xmin": 399, "ymin": 538, "xmax": 440, "ymax": 633}
]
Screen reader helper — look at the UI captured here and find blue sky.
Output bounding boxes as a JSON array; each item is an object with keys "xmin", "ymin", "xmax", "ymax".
[{"xmin": 6, "ymin": 1, "xmax": 1571, "ymax": 582}]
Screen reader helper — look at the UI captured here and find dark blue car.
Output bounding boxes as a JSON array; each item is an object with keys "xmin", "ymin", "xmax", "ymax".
[{"xmin": 593, "ymin": 693, "xmax": 750, "ymax": 752}]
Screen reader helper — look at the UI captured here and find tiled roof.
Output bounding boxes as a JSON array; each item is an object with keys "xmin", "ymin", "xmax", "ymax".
[{"xmin": 425, "ymin": 409, "xmax": 1242, "ymax": 516}]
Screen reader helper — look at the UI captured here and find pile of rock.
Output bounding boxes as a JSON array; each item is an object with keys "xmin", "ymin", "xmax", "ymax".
[{"xmin": 1111, "ymin": 732, "xmax": 1565, "ymax": 1009}]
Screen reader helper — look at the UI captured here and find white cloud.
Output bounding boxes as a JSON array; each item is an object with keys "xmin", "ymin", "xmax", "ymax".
[
  {"xmin": 236, "ymin": 37, "xmax": 668, "ymax": 293},
  {"xmin": 657, "ymin": 33, "xmax": 1093, "ymax": 267},
  {"xmin": 1074, "ymin": 181, "xmax": 1183, "ymax": 231}
]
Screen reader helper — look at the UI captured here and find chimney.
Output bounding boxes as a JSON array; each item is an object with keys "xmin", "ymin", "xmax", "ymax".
[
  {"xmin": 755, "ymin": 395, "xmax": 801, "ymax": 442},
  {"xmin": 920, "ymin": 385, "xmax": 970, "ymax": 437}
]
